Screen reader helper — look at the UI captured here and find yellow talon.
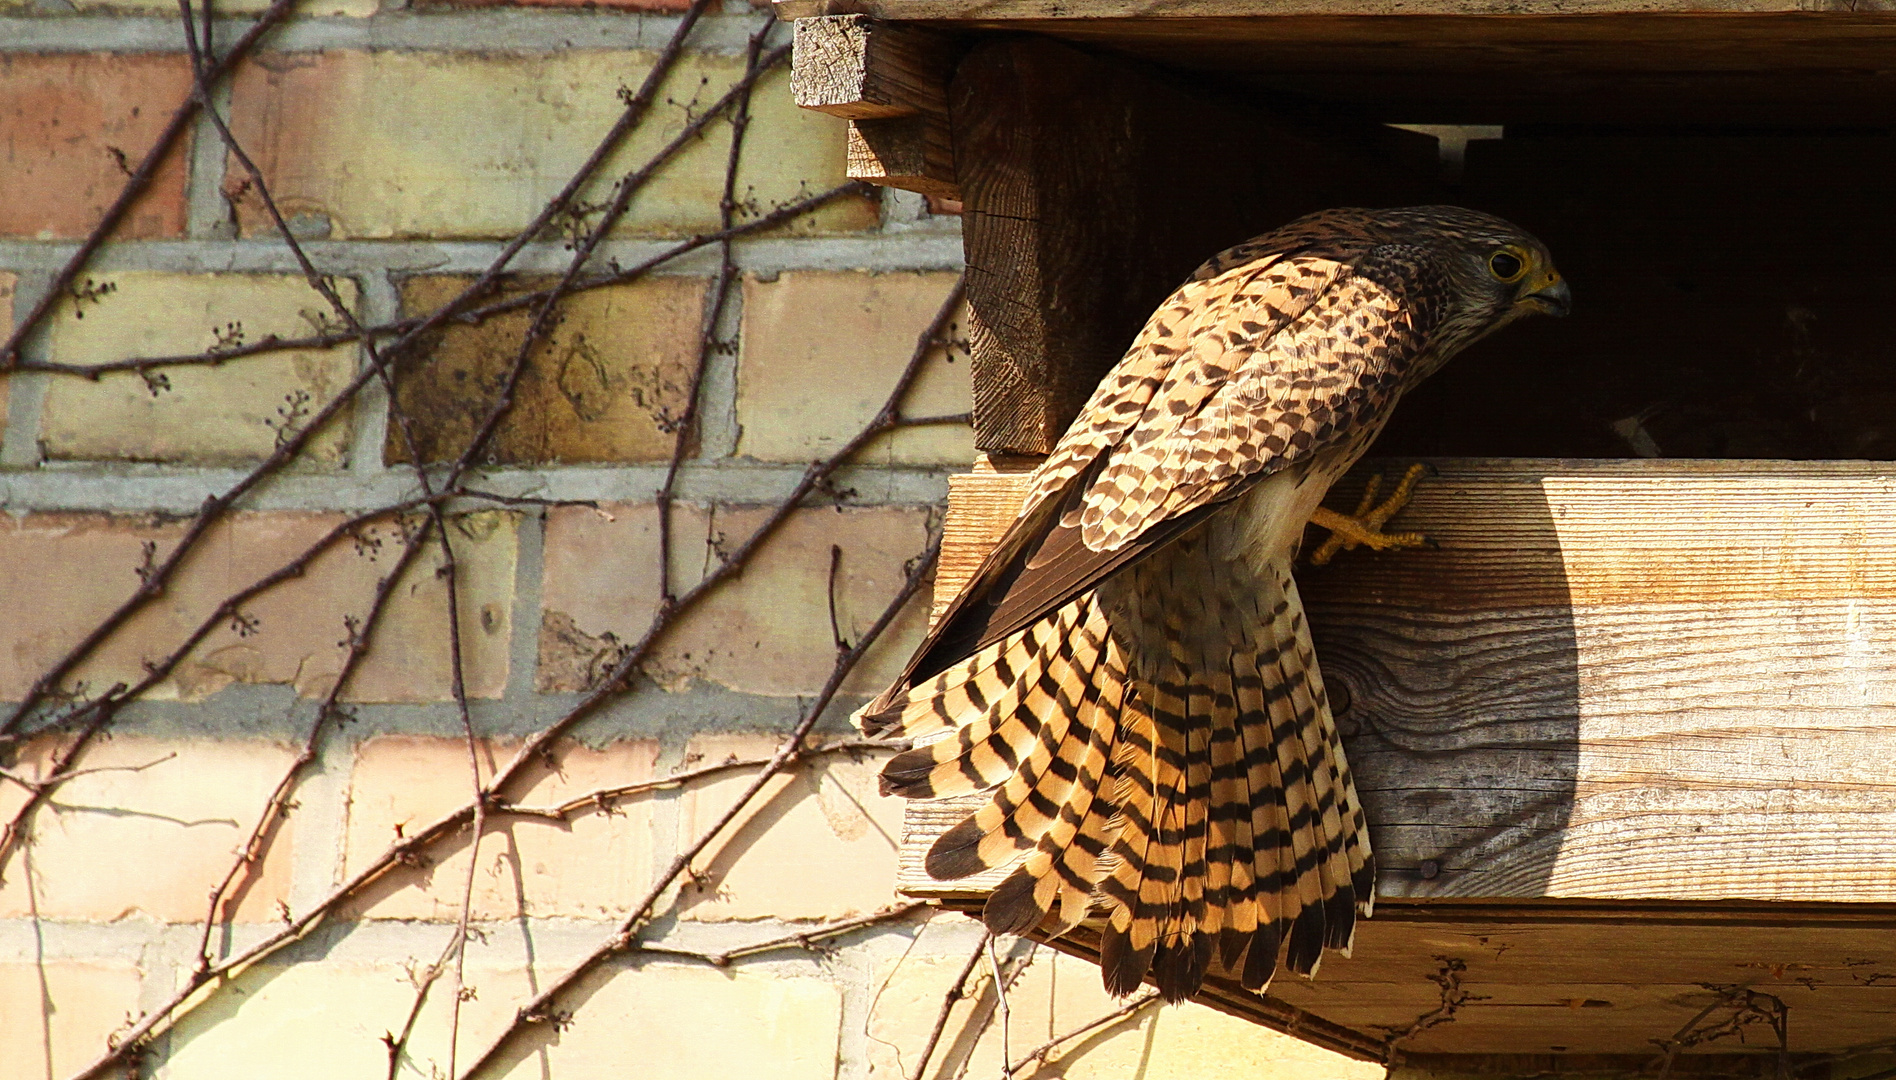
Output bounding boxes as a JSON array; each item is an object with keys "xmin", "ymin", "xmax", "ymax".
[{"xmin": 1307, "ymin": 463, "xmax": 1431, "ymax": 566}]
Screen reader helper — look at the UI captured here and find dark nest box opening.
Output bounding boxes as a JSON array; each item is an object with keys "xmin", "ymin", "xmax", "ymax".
[
  {"xmin": 1383, "ymin": 127, "xmax": 1896, "ymax": 461},
  {"xmin": 792, "ymin": 7, "xmax": 1896, "ymax": 462}
]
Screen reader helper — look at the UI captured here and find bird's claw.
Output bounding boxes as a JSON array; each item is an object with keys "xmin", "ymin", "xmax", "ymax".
[{"xmin": 1306, "ymin": 463, "xmax": 1432, "ymax": 566}]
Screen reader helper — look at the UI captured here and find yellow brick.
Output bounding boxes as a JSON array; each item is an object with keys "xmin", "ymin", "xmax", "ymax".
[
  {"xmin": 40, "ymin": 273, "xmax": 356, "ymax": 466},
  {"xmin": 72, "ymin": 0, "xmax": 372, "ymax": 13},
  {"xmin": 226, "ymin": 51, "xmax": 877, "ymax": 240},
  {"xmin": 505, "ymin": 964, "xmax": 844, "ymax": 1080},
  {"xmin": 0, "ymin": 961, "xmax": 143, "ymax": 1080},
  {"xmin": 737, "ymin": 271, "xmax": 973, "ymax": 466},
  {"xmin": 676, "ymin": 733, "xmax": 905, "ymax": 921},
  {"xmin": 868, "ymin": 943, "xmax": 1388, "ymax": 1080},
  {"xmin": 0, "ymin": 510, "xmax": 514, "ymax": 704},
  {"xmin": 389, "ymin": 274, "xmax": 708, "ymax": 464},
  {"xmin": 165, "ymin": 956, "xmax": 840, "ymax": 1079},
  {"xmin": 537, "ymin": 503, "xmax": 931, "ymax": 697},
  {"xmin": 340, "ymin": 735, "xmax": 659, "ymax": 920},
  {"xmin": 163, "ymin": 958, "xmax": 545, "ymax": 1080},
  {"xmin": 0, "ymin": 736, "xmax": 294, "ymax": 922}
]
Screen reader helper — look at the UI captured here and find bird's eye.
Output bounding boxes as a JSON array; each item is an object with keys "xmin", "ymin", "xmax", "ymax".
[{"xmin": 1489, "ymin": 249, "xmax": 1527, "ymax": 282}]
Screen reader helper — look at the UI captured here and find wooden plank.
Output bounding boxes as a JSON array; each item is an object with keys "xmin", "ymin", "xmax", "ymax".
[
  {"xmin": 778, "ymin": 2, "xmax": 1887, "ymax": 17},
  {"xmin": 950, "ymin": 36, "xmax": 1440, "ymax": 455},
  {"xmin": 1274, "ymin": 910, "xmax": 1896, "ymax": 1055},
  {"xmin": 940, "ymin": 895, "xmax": 1896, "ymax": 1057},
  {"xmin": 777, "ymin": 9, "xmax": 1896, "ymax": 124},
  {"xmin": 937, "ymin": 895, "xmax": 1896, "ymax": 1057},
  {"xmin": 1025, "ymin": 923, "xmax": 1395, "ymax": 1061},
  {"xmin": 905, "ymin": 459, "xmax": 1896, "ymax": 908},
  {"xmin": 790, "ymin": 14, "xmax": 960, "ymax": 198}
]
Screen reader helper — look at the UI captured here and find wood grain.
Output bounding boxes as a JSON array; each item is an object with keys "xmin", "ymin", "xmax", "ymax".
[
  {"xmin": 778, "ymin": 2, "xmax": 1893, "ymax": 16},
  {"xmin": 790, "ymin": 14, "xmax": 960, "ymax": 198},
  {"xmin": 904, "ymin": 462, "xmax": 1896, "ymax": 1057},
  {"xmin": 949, "ymin": 36, "xmax": 1439, "ymax": 454},
  {"xmin": 907, "ymin": 459, "xmax": 1896, "ymax": 908},
  {"xmin": 775, "ymin": 7, "xmax": 1896, "ymax": 124},
  {"xmin": 956, "ymin": 897, "xmax": 1896, "ymax": 1058}
]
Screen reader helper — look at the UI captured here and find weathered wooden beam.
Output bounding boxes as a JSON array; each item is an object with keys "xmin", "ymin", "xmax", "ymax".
[
  {"xmin": 914, "ymin": 458, "xmax": 1896, "ymax": 904},
  {"xmin": 901, "ymin": 457, "xmax": 1896, "ymax": 1053},
  {"xmin": 949, "ymin": 36, "xmax": 1439, "ymax": 456},
  {"xmin": 1003, "ymin": 902, "xmax": 1896, "ymax": 1060},
  {"xmin": 790, "ymin": 14, "xmax": 960, "ymax": 200},
  {"xmin": 778, "ymin": 2, "xmax": 1896, "ymax": 18},
  {"xmin": 777, "ymin": 9, "xmax": 1896, "ymax": 125}
]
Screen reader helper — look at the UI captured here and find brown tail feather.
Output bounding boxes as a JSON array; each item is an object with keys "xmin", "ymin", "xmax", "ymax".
[
  {"xmin": 982, "ymin": 606, "xmax": 1122, "ymax": 936},
  {"xmin": 870, "ymin": 541, "xmax": 1373, "ymax": 1003},
  {"xmin": 880, "ymin": 601, "xmax": 1087, "ymax": 800},
  {"xmin": 861, "ymin": 634, "xmax": 1013, "ymax": 740}
]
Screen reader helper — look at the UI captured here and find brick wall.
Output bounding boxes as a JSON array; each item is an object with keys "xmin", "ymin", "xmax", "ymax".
[{"xmin": 0, "ymin": 4, "xmax": 1389, "ymax": 1078}]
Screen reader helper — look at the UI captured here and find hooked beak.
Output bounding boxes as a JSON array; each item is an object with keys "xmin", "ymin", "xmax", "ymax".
[{"xmin": 1521, "ymin": 271, "xmax": 1571, "ymax": 318}]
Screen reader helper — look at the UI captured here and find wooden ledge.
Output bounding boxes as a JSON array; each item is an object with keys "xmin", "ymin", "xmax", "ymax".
[
  {"xmin": 775, "ymin": 4, "xmax": 1896, "ymax": 124},
  {"xmin": 905, "ymin": 458, "xmax": 1896, "ymax": 1057}
]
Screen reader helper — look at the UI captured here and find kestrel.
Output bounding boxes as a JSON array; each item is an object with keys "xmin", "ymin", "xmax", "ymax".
[{"xmin": 863, "ymin": 207, "xmax": 1569, "ymax": 1002}]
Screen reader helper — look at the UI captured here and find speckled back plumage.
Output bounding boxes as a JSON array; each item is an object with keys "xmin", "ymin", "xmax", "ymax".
[{"xmin": 865, "ymin": 206, "xmax": 1564, "ymax": 1002}]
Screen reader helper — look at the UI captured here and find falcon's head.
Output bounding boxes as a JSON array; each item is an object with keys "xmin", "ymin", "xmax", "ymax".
[{"xmin": 1378, "ymin": 205, "xmax": 1570, "ymax": 349}]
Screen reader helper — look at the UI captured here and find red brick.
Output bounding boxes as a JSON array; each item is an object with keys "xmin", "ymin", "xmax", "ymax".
[
  {"xmin": 0, "ymin": 510, "xmax": 515, "ymax": 704},
  {"xmin": 0, "ymin": 55, "xmax": 192, "ymax": 239},
  {"xmin": 0, "ymin": 272, "xmax": 13, "ymax": 447},
  {"xmin": 418, "ymin": 0, "xmax": 688, "ymax": 7}
]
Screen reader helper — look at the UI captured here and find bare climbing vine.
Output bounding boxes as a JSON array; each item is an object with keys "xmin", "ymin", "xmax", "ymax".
[
  {"xmin": 0, "ymin": 4, "xmax": 1269, "ymax": 1078},
  {"xmin": 0, "ymin": 2, "xmax": 1092, "ymax": 1077}
]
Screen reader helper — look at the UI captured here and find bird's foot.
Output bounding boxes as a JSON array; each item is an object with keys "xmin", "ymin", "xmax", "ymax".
[{"xmin": 1306, "ymin": 464, "xmax": 1432, "ymax": 566}]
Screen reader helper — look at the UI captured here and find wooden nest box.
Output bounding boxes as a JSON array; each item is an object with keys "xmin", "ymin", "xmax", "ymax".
[{"xmin": 785, "ymin": 3, "xmax": 1896, "ymax": 1069}]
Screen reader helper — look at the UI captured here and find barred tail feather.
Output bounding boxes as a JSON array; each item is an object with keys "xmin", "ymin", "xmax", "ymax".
[
  {"xmin": 880, "ymin": 600, "xmax": 1086, "ymax": 800},
  {"xmin": 983, "ymin": 606, "xmax": 1123, "ymax": 936},
  {"xmin": 871, "ymin": 544, "xmax": 1373, "ymax": 1005},
  {"xmin": 1097, "ymin": 552, "xmax": 1372, "ymax": 1000},
  {"xmin": 861, "ymin": 633, "xmax": 1013, "ymax": 741}
]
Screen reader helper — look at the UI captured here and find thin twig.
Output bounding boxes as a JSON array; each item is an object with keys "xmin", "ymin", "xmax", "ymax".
[
  {"xmin": 987, "ymin": 935, "xmax": 1014, "ymax": 1080},
  {"xmin": 828, "ymin": 545, "xmax": 849, "ymax": 655},
  {"xmin": 0, "ymin": 0, "xmax": 300, "ymax": 371},
  {"xmin": 635, "ymin": 902, "xmax": 930, "ymax": 968},
  {"xmin": 657, "ymin": 17, "xmax": 770, "ymax": 608},
  {"xmin": 947, "ymin": 942, "xmax": 1039, "ymax": 1080},
  {"xmin": 454, "ymin": 536, "xmax": 939, "ymax": 1079},
  {"xmin": 493, "ymin": 738, "xmax": 899, "ymax": 821},
  {"xmin": 0, "ymin": 753, "xmax": 176, "ymax": 794},
  {"xmin": 910, "ymin": 932, "xmax": 993, "ymax": 1080},
  {"xmin": 193, "ymin": 517, "xmax": 434, "ymax": 969},
  {"xmin": 1005, "ymin": 992, "xmax": 1160, "ymax": 1076}
]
